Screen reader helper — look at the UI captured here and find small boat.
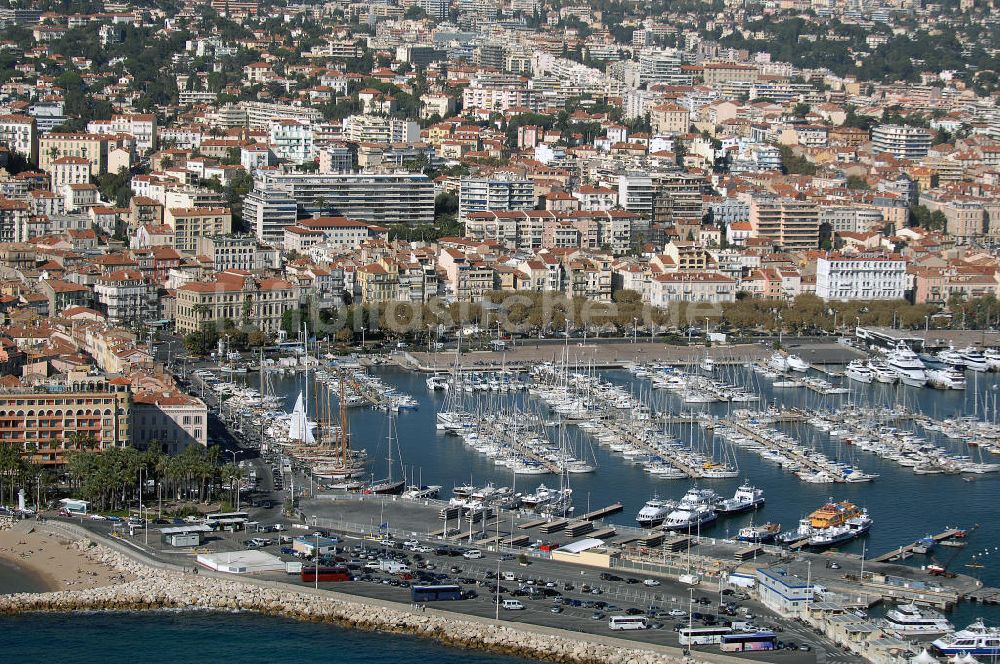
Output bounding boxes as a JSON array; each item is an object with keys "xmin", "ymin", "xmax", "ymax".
[
  {"xmin": 737, "ymin": 522, "xmax": 781, "ymax": 543},
  {"xmin": 939, "ymin": 539, "xmax": 967, "ymax": 548},
  {"xmin": 933, "ymin": 620, "xmax": 1000, "ymax": 656},
  {"xmin": 786, "ymin": 355, "xmax": 809, "ymax": 372}
]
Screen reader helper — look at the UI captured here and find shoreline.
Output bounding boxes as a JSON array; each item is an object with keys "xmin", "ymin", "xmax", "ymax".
[
  {"xmin": 0, "ymin": 555, "xmax": 58, "ymax": 594},
  {"xmin": 0, "ymin": 521, "xmax": 702, "ymax": 664}
]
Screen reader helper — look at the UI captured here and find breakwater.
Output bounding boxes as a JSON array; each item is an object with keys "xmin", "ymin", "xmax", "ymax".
[{"xmin": 0, "ymin": 522, "xmax": 697, "ymax": 664}]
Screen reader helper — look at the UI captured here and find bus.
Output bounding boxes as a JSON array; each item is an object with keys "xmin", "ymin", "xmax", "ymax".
[
  {"xmin": 678, "ymin": 626, "xmax": 733, "ymax": 645},
  {"xmin": 720, "ymin": 632, "xmax": 778, "ymax": 652},
  {"xmin": 411, "ymin": 585, "xmax": 465, "ymax": 602},
  {"xmin": 301, "ymin": 566, "xmax": 351, "ymax": 583},
  {"xmin": 205, "ymin": 512, "xmax": 250, "ymax": 530},
  {"xmin": 608, "ymin": 616, "xmax": 648, "ymax": 631}
]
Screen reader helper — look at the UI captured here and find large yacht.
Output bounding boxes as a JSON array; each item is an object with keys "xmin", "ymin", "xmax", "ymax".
[
  {"xmin": 768, "ymin": 352, "xmax": 790, "ymax": 372},
  {"xmin": 786, "ymin": 355, "xmax": 810, "ymax": 372},
  {"xmin": 844, "ymin": 360, "xmax": 873, "ymax": 384},
  {"xmin": 932, "ymin": 620, "xmax": 1000, "ymax": 656},
  {"xmin": 878, "ymin": 604, "xmax": 954, "ymax": 637},
  {"xmin": 927, "ymin": 367, "xmax": 967, "ymax": 390},
  {"xmin": 886, "ymin": 342, "xmax": 927, "ymax": 387},
  {"xmin": 959, "ymin": 347, "xmax": 989, "ymax": 372},
  {"xmin": 635, "ymin": 495, "xmax": 676, "ymax": 529},
  {"xmin": 662, "ymin": 488, "xmax": 720, "ymax": 532},
  {"xmin": 868, "ymin": 359, "xmax": 898, "ymax": 384},
  {"xmin": 937, "ymin": 345, "xmax": 967, "ymax": 370},
  {"xmin": 714, "ymin": 483, "xmax": 765, "ymax": 515}
]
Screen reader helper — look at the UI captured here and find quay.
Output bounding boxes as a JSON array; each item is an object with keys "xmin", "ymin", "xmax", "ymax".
[
  {"xmin": 968, "ymin": 587, "xmax": 1000, "ymax": 604},
  {"xmin": 869, "ymin": 529, "xmax": 964, "ymax": 563},
  {"xmin": 727, "ymin": 419, "xmax": 845, "ymax": 481}
]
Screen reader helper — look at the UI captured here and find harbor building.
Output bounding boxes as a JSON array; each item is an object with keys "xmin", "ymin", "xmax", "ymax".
[{"xmin": 757, "ymin": 567, "xmax": 815, "ymax": 617}]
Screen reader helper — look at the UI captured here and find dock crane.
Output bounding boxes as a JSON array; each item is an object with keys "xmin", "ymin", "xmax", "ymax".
[{"xmin": 928, "ymin": 524, "xmax": 979, "ymax": 577}]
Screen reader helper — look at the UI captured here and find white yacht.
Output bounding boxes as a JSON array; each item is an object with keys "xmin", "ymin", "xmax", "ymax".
[
  {"xmin": 984, "ymin": 348, "xmax": 1000, "ymax": 371},
  {"xmin": 768, "ymin": 352, "xmax": 790, "ymax": 372},
  {"xmin": 844, "ymin": 360, "xmax": 873, "ymax": 384},
  {"xmin": 714, "ymin": 483, "xmax": 765, "ymax": 515},
  {"xmin": 662, "ymin": 488, "xmax": 720, "ymax": 532},
  {"xmin": 635, "ymin": 495, "xmax": 676, "ymax": 528},
  {"xmin": 927, "ymin": 367, "xmax": 967, "ymax": 390},
  {"xmin": 700, "ymin": 357, "xmax": 716, "ymax": 372},
  {"xmin": 878, "ymin": 604, "xmax": 954, "ymax": 637},
  {"xmin": 937, "ymin": 345, "xmax": 966, "ymax": 369},
  {"xmin": 426, "ymin": 374, "xmax": 450, "ymax": 391},
  {"xmin": 959, "ymin": 347, "xmax": 989, "ymax": 372},
  {"xmin": 868, "ymin": 359, "xmax": 898, "ymax": 384},
  {"xmin": 786, "ymin": 355, "xmax": 810, "ymax": 372},
  {"xmin": 886, "ymin": 342, "xmax": 927, "ymax": 387}
]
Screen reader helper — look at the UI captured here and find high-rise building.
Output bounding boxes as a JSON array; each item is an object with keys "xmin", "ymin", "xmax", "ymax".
[
  {"xmin": 458, "ymin": 175, "xmax": 535, "ymax": 221},
  {"xmin": 749, "ymin": 196, "xmax": 820, "ymax": 252},
  {"xmin": 871, "ymin": 124, "xmax": 932, "ymax": 160}
]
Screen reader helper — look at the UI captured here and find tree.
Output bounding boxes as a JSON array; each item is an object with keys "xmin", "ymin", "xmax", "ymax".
[{"xmin": 846, "ymin": 175, "xmax": 869, "ymax": 190}]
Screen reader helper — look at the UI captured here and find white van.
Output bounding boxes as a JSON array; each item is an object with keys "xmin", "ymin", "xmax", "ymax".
[
  {"xmin": 502, "ymin": 599, "xmax": 525, "ymax": 610},
  {"xmin": 463, "ymin": 549, "xmax": 483, "ymax": 560},
  {"xmin": 502, "ymin": 571, "xmax": 516, "ymax": 581}
]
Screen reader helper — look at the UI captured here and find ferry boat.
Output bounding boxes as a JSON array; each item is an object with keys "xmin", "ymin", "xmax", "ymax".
[
  {"xmin": 662, "ymin": 488, "xmax": 720, "ymax": 532},
  {"xmin": 700, "ymin": 357, "xmax": 716, "ymax": 372},
  {"xmin": 809, "ymin": 500, "xmax": 864, "ymax": 528},
  {"xmin": 635, "ymin": 495, "xmax": 676, "ymax": 528},
  {"xmin": 879, "ymin": 604, "xmax": 954, "ymax": 636},
  {"xmin": 932, "ymin": 620, "xmax": 1000, "ymax": 656},
  {"xmin": 959, "ymin": 347, "xmax": 989, "ymax": 372},
  {"xmin": 737, "ymin": 522, "xmax": 781, "ymax": 543},
  {"xmin": 807, "ymin": 509, "xmax": 872, "ymax": 549},
  {"xmin": 714, "ymin": 483, "xmax": 765, "ymax": 515},
  {"xmin": 844, "ymin": 360, "xmax": 873, "ymax": 384},
  {"xmin": 886, "ymin": 342, "xmax": 928, "ymax": 387}
]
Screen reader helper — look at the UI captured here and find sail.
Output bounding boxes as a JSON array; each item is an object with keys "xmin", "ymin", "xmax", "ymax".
[{"xmin": 288, "ymin": 391, "xmax": 315, "ymax": 444}]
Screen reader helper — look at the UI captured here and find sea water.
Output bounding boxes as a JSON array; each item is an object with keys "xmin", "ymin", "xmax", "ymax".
[{"xmin": 0, "ymin": 611, "xmax": 538, "ymax": 664}]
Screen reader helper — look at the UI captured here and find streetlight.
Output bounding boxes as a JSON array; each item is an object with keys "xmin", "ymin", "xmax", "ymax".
[
  {"xmin": 361, "ymin": 326, "xmax": 366, "ymax": 349},
  {"xmin": 633, "ymin": 318, "xmax": 638, "ymax": 344},
  {"xmin": 228, "ymin": 450, "xmax": 240, "ymax": 511}
]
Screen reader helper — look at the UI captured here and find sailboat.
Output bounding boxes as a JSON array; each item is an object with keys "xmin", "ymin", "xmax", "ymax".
[
  {"xmin": 369, "ymin": 412, "xmax": 405, "ymax": 495},
  {"xmin": 287, "ymin": 391, "xmax": 316, "ymax": 444}
]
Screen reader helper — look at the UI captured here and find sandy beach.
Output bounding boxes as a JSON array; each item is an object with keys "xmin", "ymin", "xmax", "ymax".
[{"xmin": 0, "ymin": 524, "xmax": 133, "ymax": 594}]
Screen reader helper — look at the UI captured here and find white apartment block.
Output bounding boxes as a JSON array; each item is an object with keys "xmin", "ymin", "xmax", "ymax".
[
  {"xmin": 87, "ymin": 113, "xmax": 157, "ymax": 152},
  {"xmin": 49, "ymin": 156, "xmax": 90, "ymax": 192},
  {"xmin": 815, "ymin": 253, "xmax": 906, "ymax": 301},
  {"xmin": 342, "ymin": 115, "xmax": 420, "ymax": 144},
  {"xmin": 458, "ymin": 175, "xmax": 536, "ymax": 221},
  {"xmin": 269, "ymin": 119, "xmax": 315, "ymax": 164},
  {"xmin": 871, "ymin": 124, "xmax": 932, "ymax": 160},
  {"xmin": 0, "ymin": 114, "xmax": 37, "ymax": 163}
]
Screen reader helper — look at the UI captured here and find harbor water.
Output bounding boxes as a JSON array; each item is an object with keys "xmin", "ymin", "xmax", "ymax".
[
  {"xmin": 247, "ymin": 361, "xmax": 1000, "ymax": 628},
  {"xmin": 0, "ymin": 611, "xmax": 538, "ymax": 664}
]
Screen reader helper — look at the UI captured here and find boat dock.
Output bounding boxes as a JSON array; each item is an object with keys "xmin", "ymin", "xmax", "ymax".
[
  {"xmin": 869, "ymin": 529, "xmax": 965, "ymax": 563},
  {"xmin": 578, "ymin": 502, "xmax": 624, "ymax": 521},
  {"xmin": 611, "ymin": 424, "xmax": 703, "ymax": 478},
  {"xmin": 968, "ymin": 587, "xmax": 1000, "ymax": 605},
  {"xmin": 727, "ymin": 419, "xmax": 846, "ymax": 481}
]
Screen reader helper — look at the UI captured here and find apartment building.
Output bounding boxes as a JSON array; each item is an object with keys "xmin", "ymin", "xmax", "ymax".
[
  {"xmin": 284, "ymin": 216, "xmax": 386, "ymax": 251},
  {"xmin": 458, "ymin": 175, "xmax": 536, "ymax": 221},
  {"xmin": 650, "ymin": 103, "xmax": 691, "ymax": 135},
  {"xmin": 131, "ymin": 386, "xmax": 207, "ymax": 454},
  {"xmin": 39, "ymin": 133, "xmax": 110, "ymax": 175},
  {"xmin": 195, "ymin": 234, "xmax": 279, "ymax": 271},
  {"xmin": 174, "ymin": 271, "xmax": 298, "ymax": 334},
  {"xmin": 0, "ymin": 374, "xmax": 131, "ymax": 466},
  {"xmin": 748, "ymin": 196, "xmax": 820, "ymax": 252},
  {"xmin": 815, "ymin": 253, "xmax": 907, "ymax": 301},
  {"xmin": 343, "ymin": 115, "xmax": 420, "ymax": 144},
  {"xmin": 0, "ymin": 114, "xmax": 38, "ymax": 164},
  {"xmin": 164, "ymin": 207, "xmax": 233, "ymax": 254},
  {"xmin": 871, "ymin": 124, "xmax": 932, "ymax": 160},
  {"xmin": 268, "ymin": 119, "xmax": 315, "ymax": 164},
  {"xmin": 249, "ymin": 171, "xmax": 434, "ymax": 225},
  {"xmin": 87, "ymin": 113, "xmax": 156, "ymax": 152},
  {"xmin": 92, "ymin": 269, "xmax": 159, "ymax": 329},
  {"xmin": 465, "ymin": 210, "xmax": 635, "ymax": 254},
  {"xmin": 649, "ymin": 271, "xmax": 737, "ymax": 305},
  {"xmin": 49, "ymin": 156, "xmax": 90, "ymax": 192},
  {"xmin": 242, "ymin": 187, "xmax": 298, "ymax": 245}
]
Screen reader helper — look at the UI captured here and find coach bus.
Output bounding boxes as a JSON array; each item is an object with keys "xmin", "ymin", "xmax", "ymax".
[
  {"xmin": 720, "ymin": 632, "xmax": 778, "ymax": 652},
  {"xmin": 608, "ymin": 616, "xmax": 648, "ymax": 631},
  {"xmin": 300, "ymin": 566, "xmax": 351, "ymax": 583},
  {"xmin": 205, "ymin": 512, "xmax": 249, "ymax": 531},
  {"xmin": 410, "ymin": 585, "xmax": 465, "ymax": 602},
  {"xmin": 678, "ymin": 626, "xmax": 734, "ymax": 646}
]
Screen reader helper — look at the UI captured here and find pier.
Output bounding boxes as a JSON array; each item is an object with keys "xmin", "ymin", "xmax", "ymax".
[
  {"xmin": 727, "ymin": 419, "xmax": 846, "ymax": 481},
  {"xmin": 607, "ymin": 422, "xmax": 703, "ymax": 478},
  {"xmin": 869, "ymin": 529, "xmax": 964, "ymax": 563}
]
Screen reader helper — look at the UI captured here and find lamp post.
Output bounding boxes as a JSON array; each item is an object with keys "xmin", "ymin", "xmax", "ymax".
[
  {"xmin": 228, "ymin": 450, "xmax": 240, "ymax": 511},
  {"xmin": 633, "ymin": 318, "xmax": 638, "ymax": 344}
]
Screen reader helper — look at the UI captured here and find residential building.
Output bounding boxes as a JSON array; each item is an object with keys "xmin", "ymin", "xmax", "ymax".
[
  {"xmin": 195, "ymin": 234, "xmax": 280, "ymax": 271},
  {"xmin": 164, "ymin": 207, "xmax": 232, "ymax": 254},
  {"xmin": 269, "ymin": 119, "xmax": 315, "ymax": 164},
  {"xmin": 87, "ymin": 113, "xmax": 157, "ymax": 152},
  {"xmin": 242, "ymin": 187, "xmax": 298, "ymax": 245},
  {"xmin": 39, "ymin": 133, "xmax": 110, "ymax": 175},
  {"xmin": 93, "ymin": 269, "xmax": 159, "ymax": 329},
  {"xmin": 49, "ymin": 156, "xmax": 90, "ymax": 192},
  {"xmin": 871, "ymin": 124, "xmax": 932, "ymax": 160},
  {"xmin": 174, "ymin": 271, "xmax": 298, "ymax": 334},
  {"xmin": 749, "ymin": 196, "xmax": 820, "ymax": 252},
  {"xmin": 650, "ymin": 103, "xmax": 690, "ymax": 135},
  {"xmin": 459, "ymin": 175, "xmax": 535, "ymax": 221},
  {"xmin": 0, "ymin": 114, "xmax": 38, "ymax": 164},
  {"xmin": 649, "ymin": 271, "xmax": 737, "ymax": 305}
]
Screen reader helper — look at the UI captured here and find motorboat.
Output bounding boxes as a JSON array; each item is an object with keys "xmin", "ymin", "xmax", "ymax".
[
  {"xmin": 937, "ymin": 345, "xmax": 967, "ymax": 370},
  {"xmin": 700, "ymin": 357, "xmax": 716, "ymax": 372},
  {"xmin": 635, "ymin": 495, "xmax": 676, "ymax": 528},
  {"xmin": 879, "ymin": 604, "xmax": 954, "ymax": 637},
  {"xmin": 768, "ymin": 352, "xmax": 789, "ymax": 372},
  {"xmin": 426, "ymin": 374, "xmax": 450, "ymax": 391},
  {"xmin": 886, "ymin": 341, "xmax": 927, "ymax": 387},
  {"xmin": 927, "ymin": 367, "xmax": 967, "ymax": 390},
  {"xmin": 786, "ymin": 355, "xmax": 809, "ymax": 372},
  {"xmin": 932, "ymin": 620, "xmax": 1000, "ymax": 656},
  {"xmin": 737, "ymin": 522, "xmax": 781, "ymax": 543},
  {"xmin": 844, "ymin": 360, "xmax": 873, "ymax": 384},
  {"xmin": 869, "ymin": 360, "xmax": 898, "ymax": 384},
  {"xmin": 959, "ymin": 347, "xmax": 989, "ymax": 372},
  {"xmin": 714, "ymin": 483, "xmax": 765, "ymax": 515},
  {"xmin": 984, "ymin": 348, "xmax": 1000, "ymax": 371}
]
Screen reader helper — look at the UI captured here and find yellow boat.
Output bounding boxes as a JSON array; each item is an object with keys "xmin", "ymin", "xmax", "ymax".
[{"xmin": 809, "ymin": 500, "xmax": 862, "ymax": 529}]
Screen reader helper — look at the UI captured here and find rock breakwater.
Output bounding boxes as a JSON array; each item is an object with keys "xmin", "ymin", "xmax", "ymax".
[{"xmin": 0, "ymin": 536, "xmax": 692, "ymax": 664}]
